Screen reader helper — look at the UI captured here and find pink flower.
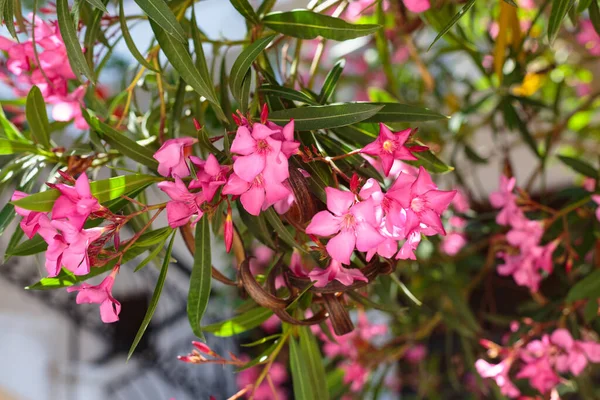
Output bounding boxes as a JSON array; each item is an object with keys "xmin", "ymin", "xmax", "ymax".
[
  {"xmin": 388, "ymin": 167, "xmax": 456, "ymax": 237},
  {"xmin": 306, "ymin": 187, "xmax": 385, "ymax": 264},
  {"xmin": 592, "ymin": 195, "xmax": 600, "ymax": 222},
  {"xmin": 360, "ymin": 124, "xmax": 421, "ymax": 177},
  {"xmin": 475, "ymin": 358, "xmax": 521, "ymax": 398},
  {"xmin": 308, "ymin": 259, "xmax": 368, "ymax": 287},
  {"xmin": 49, "ymin": 219, "xmax": 103, "ymax": 276},
  {"xmin": 67, "ymin": 272, "xmax": 121, "ymax": 323},
  {"xmin": 11, "ymin": 191, "xmax": 46, "ymax": 238},
  {"xmin": 237, "ymin": 360, "xmax": 288, "ymax": 400},
  {"xmin": 36, "ymin": 215, "xmax": 68, "ymax": 277},
  {"xmin": 583, "ymin": 177, "xmax": 596, "ymax": 192},
  {"xmin": 342, "ymin": 361, "xmax": 369, "ymax": 392},
  {"xmin": 396, "ymin": 231, "xmax": 422, "ymax": 260},
  {"xmin": 404, "ymin": 0, "xmax": 431, "ymax": 13},
  {"xmin": 452, "ymin": 189, "xmax": 470, "ymax": 213},
  {"xmin": 441, "ymin": 232, "xmax": 467, "ymax": 256},
  {"xmin": 288, "ymin": 251, "xmax": 309, "ymax": 277},
  {"xmin": 551, "ymin": 329, "xmax": 600, "ymax": 376},
  {"xmin": 490, "ymin": 176, "xmax": 519, "ymax": 225},
  {"xmin": 222, "ymin": 172, "xmax": 290, "ymax": 216},
  {"xmin": 158, "ymin": 176, "xmax": 205, "ymax": 228},
  {"xmin": 404, "ymin": 344, "xmax": 427, "ymax": 364},
  {"xmin": 51, "ymin": 173, "xmax": 100, "ymax": 231},
  {"xmin": 189, "ymin": 154, "xmax": 229, "ymax": 201},
  {"xmin": 577, "ymin": 20, "xmax": 600, "ymax": 56},
  {"xmin": 153, "ymin": 137, "xmax": 197, "ymax": 178}
]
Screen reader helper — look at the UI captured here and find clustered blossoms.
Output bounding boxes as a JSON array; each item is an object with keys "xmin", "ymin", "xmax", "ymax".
[
  {"xmin": 490, "ymin": 176, "xmax": 558, "ymax": 292},
  {"xmin": 476, "ymin": 327, "xmax": 600, "ymax": 398},
  {"xmin": 0, "ymin": 12, "xmax": 88, "ymax": 128}
]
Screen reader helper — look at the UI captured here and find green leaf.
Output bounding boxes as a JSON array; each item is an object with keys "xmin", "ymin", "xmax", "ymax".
[
  {"xmin": 204, "ymin": 307, "xmax": 273, "ymax": 337},
  {"xmin": 408, "ymin": 148, "xmax": 454, "ymax": 174},
  {"xmin": 0, "ymin": 139, "xmax": 38, "ymax": 155},
  {"xmin": 230, "ymin": 0, "xmax": 259, "ymax": 24},
  {"xmin": 239, "ymin": 71, "xmax": 252, "ymax": 113},
  {"xmin": 428, "ymin": 0, "xmax": 476, "ymax": 50},
  {"xmin": 134, "ymin": 0, "xmax": 187, "ymax": 43},
  {"xmin": 229, "ymin": 34, "xmax": 276, "ymax": 102},
  {"xmin": 84, "ymin": 111, "xmax": 159, "ymax": 169},
  {"xmin": 84, "ymin": 0, "xmax": 108, "ymax": 12},
  {"xmin": 557, "ymin": 155, "xmax": 598, "ymax": 178},
  {"xmin": 150, "ymin": 21, "xmax": 224, "ymax": 120},
  {"xmin": 0, "ymin": 201, "xmax": 16, "ymax": 236},
  {"xmin": 548, "ymin": 0, "xmax": 575, "ymax": 43},
  {"xmin": 241, "ymin": 333, "xmax": 282, "ymax": 347},
  {"xmin": 589, "ymin": 0, "xmax": 600, "ymax": 36},
  {"xmin": 584, "ymin": 297, "xmax": 598, "ymax": 323},
  {"xmin": 0, "ymin": 105, "xmax": 26, "ymax": 141},
  {"xmin": 238, "ymin": 203, "xmax": 277, "ymax": 249},
  {"xmin": 57, "ymin": 0, "xmax": 95, "ymax": 82},
  {"xmin": 12, "ymin": 174, "xmax": 160, "ymax": 212},
  {"xmin": 119, "ymin": 0, "xmax": 156, "ymax": 71},
  {"xmin": 3, "ymin": 0, "xmax": 16, "ymax": 39},
  {"xmin": 259, "ymin": 84, "xmax": 318, "ymax": 105},
  {"xmin": 134, "ymin": 237, "xmax": 169, "ymax": 272},
  {"xmin": 263, "ymin": 10, "xmax": 379, "ymax": 41},
  {"xmin": 187, "ymin": 216, "xmax": 212, "ymax": 340},
  {"xmin": 363, "ymin": 103, "xmax": 448, "ymax": 123},
  {"xmin": 268, "ymin": 103, "xmax": 384, "ymax": 131},
  {"xmin": 567, "ymin": 270, "xmax": 600, "ymax": 302},
  {"xmin": 25, "ymin": 86, "xmax": 52, "ymax": 148},
  {"xmin": 128, "ymin": 231, "xmax": 176, "ymax": 360},
  {"xmin": 502, "ymin": 100, "xmax": 540, "ymax": 158},
  {"xmin": 298, "ymin": 326, "xmax": 329, "ymax": 400},
  {"xmin": 264, "ymin": 208, "xmax": 307, "ymax": 253},
  {"xmin": 289, "ymin": 336, "xmax": 314, "ymax": 400},
  {"xmin": 318, "ymin": 59, "xmax": 345, "ymax": 104},
  {"xmin": 6, "ymin": 235, "xmax": 46, "ymax": 257}
]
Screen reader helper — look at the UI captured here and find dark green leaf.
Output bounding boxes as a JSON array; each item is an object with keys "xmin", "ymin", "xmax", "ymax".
[
  {"xmin": 557, "ymin": 155, "xmax": 598, "ymax": 178},
  {"xmin": 548, "ymin": 0, "xmax": 575, "ymax": 43},
  {"xmin": 238, "ymin": 203, "xmax": 276, "ymax": 249},
  {"xmin": 406, "ymin": 146, "xmax": 454, "ymax": 174},
  {"xmin": 428, "ymin": 0, "xmax": 476, "ymax": 50},
  {"xmin": 584, "ymin": 297, "xmax": 598, "ymax": 323},
  {"xmin": 230, "ymin": 0, "xmax": 259, "ymax": 24},
  {"xmin": 289, "ymin": 336, "xmax": 314, "ymax": 400},
  {"xmin": 229, "ymin": 34, "xmax": 275, "ymax": 102},
  {"xmin": 187, "ymin": 216, "xmax": 212, "ymax": 339},
  {"xmin": 263, "ymin": 10, "xmax": 379, "ymax": 41},
  {"xmin": 239, "ymin": 71, "xmax": 252, "ymax": 113},
  {"xmin": 567, "ymin": 270, "xmax": 600, "ymax": 302},
  {"xmin": 84, "ymin": 0, "xmax": 107, "ymax": 12},
  {"xmin": 502, "ymin": 100, "xmax": 540, "ymax": 158},
  {"xmin": 204, "ymin": 307, "xmax": 273, "ymax": 337},
  {"xmin": 134, "ymin": 238, "xmax": 169, "ymax": 272},
  {"xmin": 0, "ymin": 201, "xmax": 15, "ymax": 236},
  {"xmin": 57, "ymin": 0, "xmax": 95, "ymax": 82},
  {"xmin": 6, "ymin": 235, "xmax": 46, "ymax": 257},
  {"xmin": 318, "ymin": 59, "xmax": 345, "ymax": 104},
  {"xmin": 25, "ymin": 86, "xmax": 52, "ymax": 148},
  {"xmin": 259, "ymin": 85, "xmax": 318, "ymax": 105},
  {"xmin": 363, "ymin": 103, "xmax": 448, "ymax": 123},
  {"xmin": 264, "ymin": 208, "xmax": 307, "ymax": 253},
  {"xmin": 589, "ymin": 0, "xmax": 600, "ymax": 36},
  {"xmin": 268, "ymin": 103, "xmax": 384, "ymax": 131},
  {"xmin": 128, "ymin": 231, "xmax": 176, "ymax": 359},
  {"xmin": 134, "ymin": 0, "xmax": 187, "ymax": 43},
  {"xmin": 299, "ymin": 326, "xmax": 329, "ymax": 400},
  {"xmin": 119, "ymin": 0, "xmax": 156, "ymax": 71},
  {"xmin": 3, "ymin": 0, "xmax": 17, "ymax": 39}
]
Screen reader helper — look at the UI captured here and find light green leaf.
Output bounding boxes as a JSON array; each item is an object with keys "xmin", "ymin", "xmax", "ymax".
[
  {"xmin": 57, "ymin": 0, "xmax": 95, "ymax": 82},
  {"xmin": 25, "ymin": 86, "xmax": 52, "ymax": 148},
  {"xmin": 187, "ymin": 216, "xmax": 212, "ymax": 339},
  {"xmin": 299, "ymin": 326, "xmax": 329, "ymax": 400},
  {"xmin": 289, "ymin": 336, "xmax": 314, "ymax": 400},
  {"xmin": 268, "ymin": 103, "xmax": 384, "ymax": 131},
  {"xmin": 204, "ymin": 307, "xmax": 273, "ymax": 337},
  {"xmin": 0, "ymin": 138, "xmax": 39, "ymax": 155},
  {"xmin": 128, "ymin": 231, "xmax": 176, "ymax": 360},
  {"xmin": 134, "ymin": 0, "xmax": 187, "ymax": 43},
  {"xmin": 263, "ymin": 10, "xmax": 379, "ymax": 41},
  {"xmin": 230, "ymin": 34, "xmax": 275, "ymax": 102}
]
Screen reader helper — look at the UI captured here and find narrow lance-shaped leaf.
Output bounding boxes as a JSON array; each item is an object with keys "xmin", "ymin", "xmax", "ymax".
[
  {"xmin": 362, "ymin": 103, "xmax": 448, "ymax": 123},
  {"xmin": 230, "ymin": 0, "xmax": 259, "ymax": 24},
  {"xmin": 428, "ymin": 0, "xmax": 476, "ymax": 50},
  {"xmin": 229, "ymin": 34, "xmax": 275, "ymax": 102},
  {"xmin": 56, "ymin": 0, "xmax": 95, "ymax": 82},
  {"xmin": 567, "ymin": 269, "xmax": 600, "ymax": 302},
  {"xmin": 557, "ymin": 155, "xmax": 599, "ymax": 178},
  {"xmin": 589, "ymin": 0, "xmax": 600, "ymax": 36},
  {"xmin": 128, "ymin": 231, "xmax": 176, "ymax": 359},
  {"xmin": 0, "ymin": 139, "xmax": 39, "ymax": 155},
  {"xmin": 268, "ymin": 103, "xmax": 384, "ymax": 131},
  {"xmin": 133, "ymin": 0, "xmax": 187, "ymax": 43},
  {"xmin": 119, "ymin": 0, "xmax": 156, "ymax": 71},
  {"xmin": 318, "ymin": 59, "xmax": 345, "ymax": 104},
  {"xmin": 25, "ymin": 86, "xmax": 52, "ymax": 148},
  {"xmin": 187, "ymin": 216, "xmax": 212, "ymax": 339},
  {"xmin": 548, "ymin": 0, "xmax": 576, "ymax": 43},
  {"xmin": 298, "ymin": 326, "xmax": 329, "ymax": 400},
  {"xmin": 259, "ymin": 85, "xmax": 319, "ymax": 105},
  {"xmin": 203, "ymin": 307, "xmax": 273, "ymax": 337},
  {"xmin": 263, "ymin": 10, "xmax": 380, "ymax": 41},
  {"xmin": 289, "ymin": 336, "xmax": 315, "ymax": 400},
  {"xmin": 84, "ymin": 0, "xmax": 108, "ymax": 12}
]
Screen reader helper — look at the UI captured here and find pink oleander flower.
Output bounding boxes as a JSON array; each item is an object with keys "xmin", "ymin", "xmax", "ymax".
[
  {"xmin": 189, "ymin": 154, "xmax": 229, "ymax": 201},
  {"xmin": 67, "ymin": 271, "xmax": 121, "ymax": 323},
  {"xmin": 452, "ymin": 189, "xmax": 470, "ymax": 213},
  {"xmin": 52, "ymin": 173, "xmax": 101, "ymax": 231},
  {"xmin": 577, "ymin": 20, "xmax": 600, "ymax": 56},
  {"xmin": 222, "ymin": 171, "xmax": 291, "ymax": 216},
  {"xmin": 404, "ymin": 0, "xmax": 431, "ymax": 13},
  {"xmin": 11, "ymin": 191, "xmax": 46, "ymax": 238},
  {"xmin": 388, "ymin": 167, "xmax": 457, "ymax": 237},
  {"xmin": 305, "ymin": 187, "xmax": 385, "ymax": 264},
  {"xmin": 551, "ymin": 329, "xmax": 600, "ymax": 376},
  {"xmin": 237, "ymin": 360, "xmax": 288, "ymax": 400},
  {"xmin": 583, "ymin": 177, "xmax": 596, "ymax": 192},
  {"xmin": 153, "ymin": 137, "xmax": 197, "ymax": 178},
  {"xmin": 475, "ymin": 357, "xmax": 521, "ymax": 398},
  {"xmin": 360, "ymin": 123, "xmax": 423, "ymax": 177},
  {"xmin": 441, "ymin": 232, "xmax": 467, "ymax": 256},
  {"xmin": 490, "ymin": 175, "xmax": 519, "ymax": 225},
  {"xmin": 158, "ymin": 176, "xmax": 205, "ymax": 228},
  {"xmin": 48, "ymin": 219, "xmax": 104, "ymax": 276},
  {"xmin": 506, "ymin": 213, "xmax": 543, "ymax": 252},
  {"xmin": 288, "ymin": 251, "xmax": 309, "ymax": 277},
  {"xmin": 36, "ymin": 214, "xmax": 68, "ymax": 277},
  {"xmin": 396, "ymin": 231, "xmax": 422, "ymax": 260},
  {"xmin": 308, "ymin": 259, "xmax": 368, "ymax": 287},
  {"xmin": 592, "ymin": 195, "xmax": 600, "ymax": 222},
  {"xmin": 404, "ymin": 344, "xmax": 427, "ymax": 364},
  {"xmin": 497, "ymin": 241, "xmax": 557, "ymax": 292},
  {"xmin": 342, "ymin": 361, "xmax": 369, "ymax": 392}
]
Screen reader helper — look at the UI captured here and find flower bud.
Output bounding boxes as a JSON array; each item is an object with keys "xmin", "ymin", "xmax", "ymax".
[
  {"xmin": 260, "ymin": 103, "xmax": 269, "ymax": 124},
  {"xmin": 224, "ymin": 205, "xmax": 233, "ymax": 253},
  {"xmin": 193, "ymin": 118, "xmax": 202, "ymax": 131}
]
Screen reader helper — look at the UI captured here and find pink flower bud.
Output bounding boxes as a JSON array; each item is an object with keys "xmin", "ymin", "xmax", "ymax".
[
  {"xmin": 192, "ymin": 341, "xmax": 214, "ymax": 356},
  {"xmin": 350, "ymin": 173, "xmax": 360, "ymax": 193},
  {"xmin": 193, "ymin": 118, "xmax": 202, "ymax": 131},
  {"xmin": 224, "ymin": 205, "xmax": 233, "ymax": 253},
  {"xmin": 260, "ymin": 103, "xmax": 269, "ymax": 124}
]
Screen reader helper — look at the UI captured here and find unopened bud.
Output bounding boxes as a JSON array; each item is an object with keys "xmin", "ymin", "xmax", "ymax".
[
  {"xmin": 260, "ymin": 103, "xmax": 269, "ymax": 124},
  {"xmin": 193, "ymin": 118, "xmax": 202, "ymax": 131},
  {"xmin": 192, "ymin": 340, "xmax": 215, "ymax": 356},
  {"xmin": 224, "ymin": 205, "xmax": 233, "ymax": 254},
  {"xmin": 350, "ymin": 173, "xmax": 360, "ymax": 193}
]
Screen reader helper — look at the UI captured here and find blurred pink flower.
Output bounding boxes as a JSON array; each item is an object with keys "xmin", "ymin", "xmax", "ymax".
[
  {"xmin": 236, "ymin": 360, "xmax": 288, "ymax": 400},
  {"xmin": 308, "ymin": 259, "xmax": 368, "ymax": 287},
  {"xmin": 476, "ymin": 357, "xmax": 521, "ymax": 398},
  {"xmin": 404, "ymin": 344, "xmax": 427, "ymax": 364},
  {"xmin": 404, "ymin": 0, "xmax": 430, "ymax": 13},
  {"xmin": 577, "ymin": 20, "xmax": 600, "ymax": 56},
  {"xmin": 441, "ymin": 232, "xmax": 467, "ymax": 256}
]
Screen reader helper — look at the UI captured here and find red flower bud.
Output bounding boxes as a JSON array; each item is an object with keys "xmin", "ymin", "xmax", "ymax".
[
  {"xmin": 260, "ymin": 103, "xmax": 269, "ymax": 124},
  {"xmin": 193, "ymin": 118, "xmax": 202, "ymax": 131},
  {"xmin": 350, "ymin": 173, "xmax": 360, "ymax": 193},
  {"xmin": 224, "ymin": 205, "xmax": 233, "ymax": 253},
  {"xmin": 192, "ymin": 341, "xmax": 214, "ymax": 355}
]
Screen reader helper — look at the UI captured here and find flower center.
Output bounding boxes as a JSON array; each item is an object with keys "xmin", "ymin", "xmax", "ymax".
[
  {"xmin": 341, "ymin": 213, "xmax": 356, "ymax": 230},
  {"xmin": 256, "ymin": 139, "xmax": 271, "ymax": 154},
  {"xmin": 252, "ymin": 174, "xmax": 265, "ymax": 188},
  {"xmin": 382, "ymin": 140, "xmax": 396, "ymax": 153},
  {"xmin": 410, "ymin": 197, "xmax": 426, "ymax": 213}
]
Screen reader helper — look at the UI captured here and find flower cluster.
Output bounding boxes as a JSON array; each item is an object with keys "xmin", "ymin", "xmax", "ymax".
[
  {"xmin": 0, "ymin": 13, "xmax": 87, "ymax": 128},
  {"xmin": 490, "ymin": 176, "xmax": 557, "ymax": 291},
  {"xmin": 440, "ymin": 189, "xmax": 470, "ymax": 256},
  {"xmin": 476, "ymin": 328, "xmax": 600, "ymax": 397}
]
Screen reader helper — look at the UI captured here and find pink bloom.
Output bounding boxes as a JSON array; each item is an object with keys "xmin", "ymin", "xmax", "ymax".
[
  {"xmin": 396, "ymin": 231, "xmax": 422, "ymax": 260},
  {"xmin": 490, "ymin": 176, "xmax": 519, "ymax": 225},
  {"xmin": 360, "ymin": 124, "xmax": 421, "ymax": 177},
  {"xmin": 506, "ymin": 214, "xmax": 543, "ymax": 252},
  {"xmin": 158, "ymin": 176, "xmax": 205, "ymax": 228},
  {"xmin": 342, "ymin": 361, "xmax": 369, "ymax": 392},
  {"xmin": 189, "ymin": 154, "xmax": 229, "ymax": 201},
  {"xmin": 404, "ymin": 0, "xmax": 430, "ymax": 13},
  {"xmin": 260, "ymin": 314, "xmax": 281, "ymax": 334},
  {"xmin": 224, "ymin": 205, "xmax": 233, "ymax": 253},
  {"xmin": 583, "ymin": 177, "xmax": 596, "ymax": 192},
  {"xmin": 153, "ymin": 137, "xmax": 197, "ymax": 178},
  {"xmin": 49, "ymin": 219, "xmax": 103, "ymax": 276},
  {"xmin": 308, "ymin": 259, "xmax": 368, "ymax": 287},
  {"xmin": 36, "ymin": 215, "xmax": 68, "ymax": 277},
  {"xmin": 305, "ymin": 187, "xmax": 385, "ymax": 264},
  {"xmin": 577, "ymin": 20, "xmax": 600, "ymax": 56},
  {"xmin": 551, "ymin": 329, "xmax": 600, "ymax": 376},
  {"xmin": 441, "ymin": 232, "xmax": 467, "ymax": 256},
  {"xmin": 67, "ymin": 272, "xmax": 121, "ymax": 323},
  {"xmin": 52, "ymin": 173, "xmax": 100, "ymax": 231},
  {"xmin": 222, "ymin": 172, "xmax": 290, "ymax": 216},
  {"xmin": 452, "ymin": 189, "xmax": 470, "ymax": 213},
  {"xmin": 475, "ymin": 358, "xmax": 521, "ymax": 398},
  {"xmin": 237, "ymin": 360, "xmax": 288, "ymax": 400},
  {"xmin": 592, "ymin": 195, "xmax": 600, "ymax": 222},
  {"xmin": 11, "ymin": 191, "xmax": 46, "ymax": 238},
  {"xmin": 404, "ymin": 344, "xmax": 427, "ymax": 364},
  {"xmin": 289, "ymin": 251, "xmax": 309, "ymax": 277}
]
